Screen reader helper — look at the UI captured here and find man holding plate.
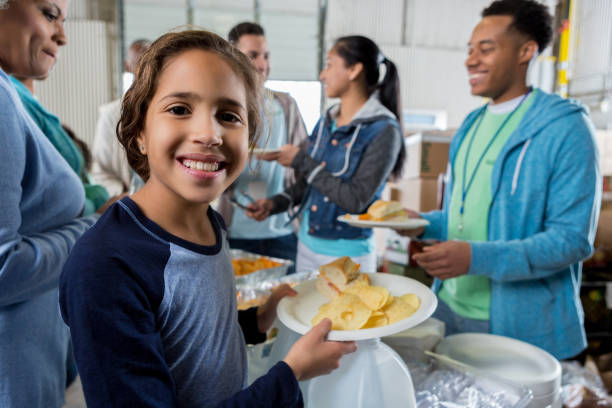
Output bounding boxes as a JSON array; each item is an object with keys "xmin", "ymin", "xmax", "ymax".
[
  {"xmin": 218, "ymin": 22, "xmax": 308, "ymax": 272},
  {"xmin": 402, "ymin": 0, "xmax": 600, "ymax": 360}
]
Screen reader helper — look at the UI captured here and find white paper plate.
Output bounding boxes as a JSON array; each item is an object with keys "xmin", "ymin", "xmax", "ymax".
[
  {"xmin": 337, "ymin": 215, "xmax": 430, "ymax": 230},
  {"xmin": 435, "ymin": 333, "xmax": 561, "ymax": 396},
  {"xmin": 251, "ymin": 147, "xmax": 280, "ymax": 155},
  {"xmin": 277, "ymin": 273, "xmax": 437, "ymax": 341}
]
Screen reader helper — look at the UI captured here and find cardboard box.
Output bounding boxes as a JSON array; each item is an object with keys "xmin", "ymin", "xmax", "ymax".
[
  {"xmin": 403, "ymin": 130, "xmax": 453, "ymax": 179},
  {"xmin": 596, "ymin": 130, "xmax": 612, "ymax": 176},
  {"xmin": 385, "ymin": 178, "xmax": 440, "ymax": 212},
  {"xmin": 595, "ymin": 206, "xmax": 612, "ymax": 250}
]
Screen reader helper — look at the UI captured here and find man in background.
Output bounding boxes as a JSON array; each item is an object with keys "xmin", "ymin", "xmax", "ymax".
[
  {"xmin": 220, "ymin": 22, "xmax": 307, "ymax": 272},
  {"xmin": 92, "ymin": 39, "xmax": 150, "ymax": 196},
  {"xmin": 405, "ymin": 0, "xmax": 600, "ymax": 360}
]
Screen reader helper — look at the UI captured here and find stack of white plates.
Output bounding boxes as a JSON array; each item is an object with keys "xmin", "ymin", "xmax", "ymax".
[{"xmin": 436, "ymin": 333, "xmax": 562, "ymax": 408}]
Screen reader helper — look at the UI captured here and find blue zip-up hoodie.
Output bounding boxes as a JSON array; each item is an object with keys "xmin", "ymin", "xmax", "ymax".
[{"xmin": 421, "ymin": 89, "xmax": 601, "ymax": 360}]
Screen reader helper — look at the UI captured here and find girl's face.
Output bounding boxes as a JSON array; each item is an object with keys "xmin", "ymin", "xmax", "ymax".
[
  {"xmin": 319, "ymin": 49, "xmax": 353, "ymax": 98},
  {"xmin": 138, "ymin": 49, "xmax": 249, "ymax": 205},
  {"xmin": 0, "ymin": 0, "xmax": 67, "ymax": 77}
]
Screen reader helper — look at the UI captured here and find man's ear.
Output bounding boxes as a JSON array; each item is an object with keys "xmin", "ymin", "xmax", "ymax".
[
  {"xmin": 348, "ymin": 62, "xmax": 364, "ymax": 81},
  {"xmin": 518, "ymin": 40, "xmax": 538, "ymax": 65}
]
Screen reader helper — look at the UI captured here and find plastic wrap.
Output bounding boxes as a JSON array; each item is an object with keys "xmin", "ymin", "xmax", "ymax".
[
  {"xmin": 408, "ymin": 353, "xmax": 532, "ymax": 408},
  {"xmin": 236, "ymin": 270, "xmax": 319, "ymax": 310}
]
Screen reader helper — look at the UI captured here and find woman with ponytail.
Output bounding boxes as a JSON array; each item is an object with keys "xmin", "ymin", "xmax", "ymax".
[{"xmin": 248, "ymin": 35, "xmax": 405, "ymax": 273}]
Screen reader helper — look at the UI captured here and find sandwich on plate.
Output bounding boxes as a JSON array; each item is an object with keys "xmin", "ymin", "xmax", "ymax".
[{"xmin": 358, "ymin": 200, "xmax": 408, "ymax": 222}]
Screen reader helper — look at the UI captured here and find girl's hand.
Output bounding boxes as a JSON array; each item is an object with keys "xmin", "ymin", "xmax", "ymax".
[
  {"xmin": 245, "ymin": 199, "xmax": 273, "ymax": 221},
  {"xmin": 283, "ymin": 319, "xmax": 357, "ymax": 381},
  {"xmin": 397, "ymin": 209, "xmax": 426, "ymax": 237},
  {"xmin": 275, "ymin": 144, "xmax": 300, "ymax": 167},
  {"xmin": 257, "ymin": 284, "xmax": 296, "ymax": 333}
]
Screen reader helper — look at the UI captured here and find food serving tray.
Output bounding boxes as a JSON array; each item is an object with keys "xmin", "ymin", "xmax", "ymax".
[{"xmin": 231, "ymin": 249, "xmax": 293, "ymax": 288}]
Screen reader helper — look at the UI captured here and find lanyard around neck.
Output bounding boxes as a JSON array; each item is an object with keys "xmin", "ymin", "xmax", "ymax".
[{"xmin": 459, "ymin": 88, "xmax": 532, "ymax": 232}]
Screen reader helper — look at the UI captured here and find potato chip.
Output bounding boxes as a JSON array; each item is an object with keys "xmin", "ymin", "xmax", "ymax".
[
  {"xmin": 362, "ymin": 311, "xmax": 389, "ymax": 328},
  {"xmin": 399, "ymin": 293, "xmax": 421, "ymax": 310},
  {"xmin": 345, "ymin": 285, "xmax": 390, "ymax": 311},
  {"xmin": 311, "ymin": 293, "xmax": 372, "ymax": 330},
  {"xmin": 382, "ymin": 297, "xmax": 418, "ymax": 324}
]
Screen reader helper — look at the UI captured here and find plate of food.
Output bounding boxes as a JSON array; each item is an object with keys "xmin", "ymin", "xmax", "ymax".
[
  {"xmin": 338, "ymin": 200, "xmax": 430, "ymax": 230},
  {"xmin": 251, "ymin": 147, "xmax": 281, "ymax": 155},
  {"xmin": 277, "ymin": 256, "xmax": 437, "ymax": 341}
]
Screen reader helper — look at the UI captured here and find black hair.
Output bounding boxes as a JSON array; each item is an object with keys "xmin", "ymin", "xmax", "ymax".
[
  {"xmin": 228, "ymin": 22, "xmax": 265, "ymax": 45},
  {"xmin": 482, "ymin": 0, "xmax": 553, "ymax": 51},
  {"xmin": 333, "ymin": 35, "xmax": 405, "ymax": 179}
]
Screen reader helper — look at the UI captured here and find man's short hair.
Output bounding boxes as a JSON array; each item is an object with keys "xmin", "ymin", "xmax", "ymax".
[
  {"xmin": 228, "ymin": 22, "xmax": 265, "ymax": 45},
  {"xmin": 482, "ymin": 0, "xmax": 553, "ymax": 52},
  {"xmin": 130, "ymin": 38, "xmax": 151, "ymax": 53}
]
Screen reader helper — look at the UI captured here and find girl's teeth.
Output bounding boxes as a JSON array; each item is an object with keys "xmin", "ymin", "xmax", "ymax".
[{"xmin": 183, "ymin": 159, "xmax": 219, "ymax": 171}]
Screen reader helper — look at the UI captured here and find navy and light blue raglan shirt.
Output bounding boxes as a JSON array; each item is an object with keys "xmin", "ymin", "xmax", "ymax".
[
  {"xmin": 0, "ymin": 69, "xmax": 98, "ymax": 407},
  {"xmin": 59, "ymin": 197, "xmax": 302, "ymax": 407}
]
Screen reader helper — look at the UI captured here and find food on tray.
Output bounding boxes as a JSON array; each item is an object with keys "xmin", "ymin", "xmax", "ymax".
[
  {"xmin": 349, "ymin": 200, "xmax": 408, "ymax": 222},
  {"xmin": 311, "ymin": 257, "xmax": 421, "ymax": 330},
  {"xmin": 232, "ymin": 257, "xmax": 282, "ymax": 276}
]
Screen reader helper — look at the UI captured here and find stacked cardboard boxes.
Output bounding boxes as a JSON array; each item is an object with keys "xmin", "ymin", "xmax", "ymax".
[
  {"xmin": 377, "ymin": 130, "xmax": 454, "ymax": 277},
  {"xmin": 384, "ymin": 130, "xmax": 454, "ymax": 212}
]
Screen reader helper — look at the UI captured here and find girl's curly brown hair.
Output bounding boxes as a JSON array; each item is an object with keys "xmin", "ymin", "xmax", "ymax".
[{"xmin": 117, "ymin": 29, "xmax": 263, "ymax": 181}]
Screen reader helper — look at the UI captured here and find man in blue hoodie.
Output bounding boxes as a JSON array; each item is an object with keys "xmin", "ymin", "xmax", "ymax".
[{"xmin": 407, "ymin": 0, "xmax": 601, "ymax": 360}]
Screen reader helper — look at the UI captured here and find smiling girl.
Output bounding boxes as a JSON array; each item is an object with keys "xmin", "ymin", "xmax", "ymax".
[{"xmin": 59, "ymin": 30, "xmax": 355, "ymax": 407}]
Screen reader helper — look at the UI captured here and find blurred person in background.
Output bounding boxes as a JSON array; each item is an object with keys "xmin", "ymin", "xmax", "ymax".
[
  {"xmin": 91, "ymin": 39, "xmax": 150, "ymax": 196},
  {"xmin": 247, "ymin": 35, "xmax": 405, "ymax": 274},
  {"xmin": 0, "ymin": 0, "xmax": 104, "ymax": 406},
  {"xmin": 402, "ymin": 0, "xmax": 600, "ymax": 360},
  {"xmin": 218, "ymin": 22, "xmax": 307, "ymax": 273}
]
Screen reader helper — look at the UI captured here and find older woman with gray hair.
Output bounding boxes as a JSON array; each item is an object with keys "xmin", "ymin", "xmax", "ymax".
[{"xmin": 0, "ymin": 1, "xmax": 99, "ymax": 406}]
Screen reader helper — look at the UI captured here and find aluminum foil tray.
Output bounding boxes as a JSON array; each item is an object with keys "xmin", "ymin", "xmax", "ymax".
[
  {"xmin": 231, "ymin": 249, "xmax": 294, "ymax": 288},
  {"xmin": 236, "ymin": 270, "xmax": 319, "ymax": 310}
]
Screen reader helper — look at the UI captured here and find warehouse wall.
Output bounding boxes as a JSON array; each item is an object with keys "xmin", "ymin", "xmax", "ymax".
[
  {"xmin": 326, "ymin": 0, "xmax": 488, "ymax": 129},
  {"xmin": 569, "ymin": 0, "xmax": 612, "ymax": 129},
  {"xmin": 35, "ymin": 0, "xmax": 116, "ymax": 148},
  {"xmin": 326, "ymin": 0, "xmax": 556, "ymax": 129}
]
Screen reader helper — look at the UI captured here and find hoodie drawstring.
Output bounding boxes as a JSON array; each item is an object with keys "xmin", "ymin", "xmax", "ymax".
[
  {"xmin": 511, "ymin": 139, "xmax": 531, "ymax": 195},
  {"xmin": 332, "ymin": 124, "xmax": 362, "ymax": 177}
]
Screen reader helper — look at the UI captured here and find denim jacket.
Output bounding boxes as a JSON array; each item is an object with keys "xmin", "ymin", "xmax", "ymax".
[{"xmin": 271, "ymin": 95, "xmax": 402, "ymax": 240}]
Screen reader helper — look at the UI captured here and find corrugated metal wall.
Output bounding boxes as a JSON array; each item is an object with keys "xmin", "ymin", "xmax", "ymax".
[
  {"xmin": 326, "ymin": 0, "xmax": 556, "ymax": 129},
  {"xmin": 123, "ymin": 0, "xmax": 319, "ymax": 81},
  {"xmin": 569, "ymin": 0, "xmax": 612, "ymax": 95},
  {"xmin": 35, "ymin": 21, "xmax": 112, "ymax": 148},
  {"xmin": 327, "ymin": 0, "xmax": 491, "ymax": 129},
  {"xmin": 569, "ymin": 0, "xmax": 612, "ymax": 128}
]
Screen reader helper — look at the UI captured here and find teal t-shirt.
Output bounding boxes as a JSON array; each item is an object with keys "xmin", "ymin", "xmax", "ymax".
[
  {"xmin": 10, "ymin": 76, "xmax": 109, "ymax": 215},
  {"xmin": 439, "ymin": 90, "xmax": 537, "ymax": 320},
  {"xmin": 298, "ymin": 210, "xmax": 375, "ymax": 257}
]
